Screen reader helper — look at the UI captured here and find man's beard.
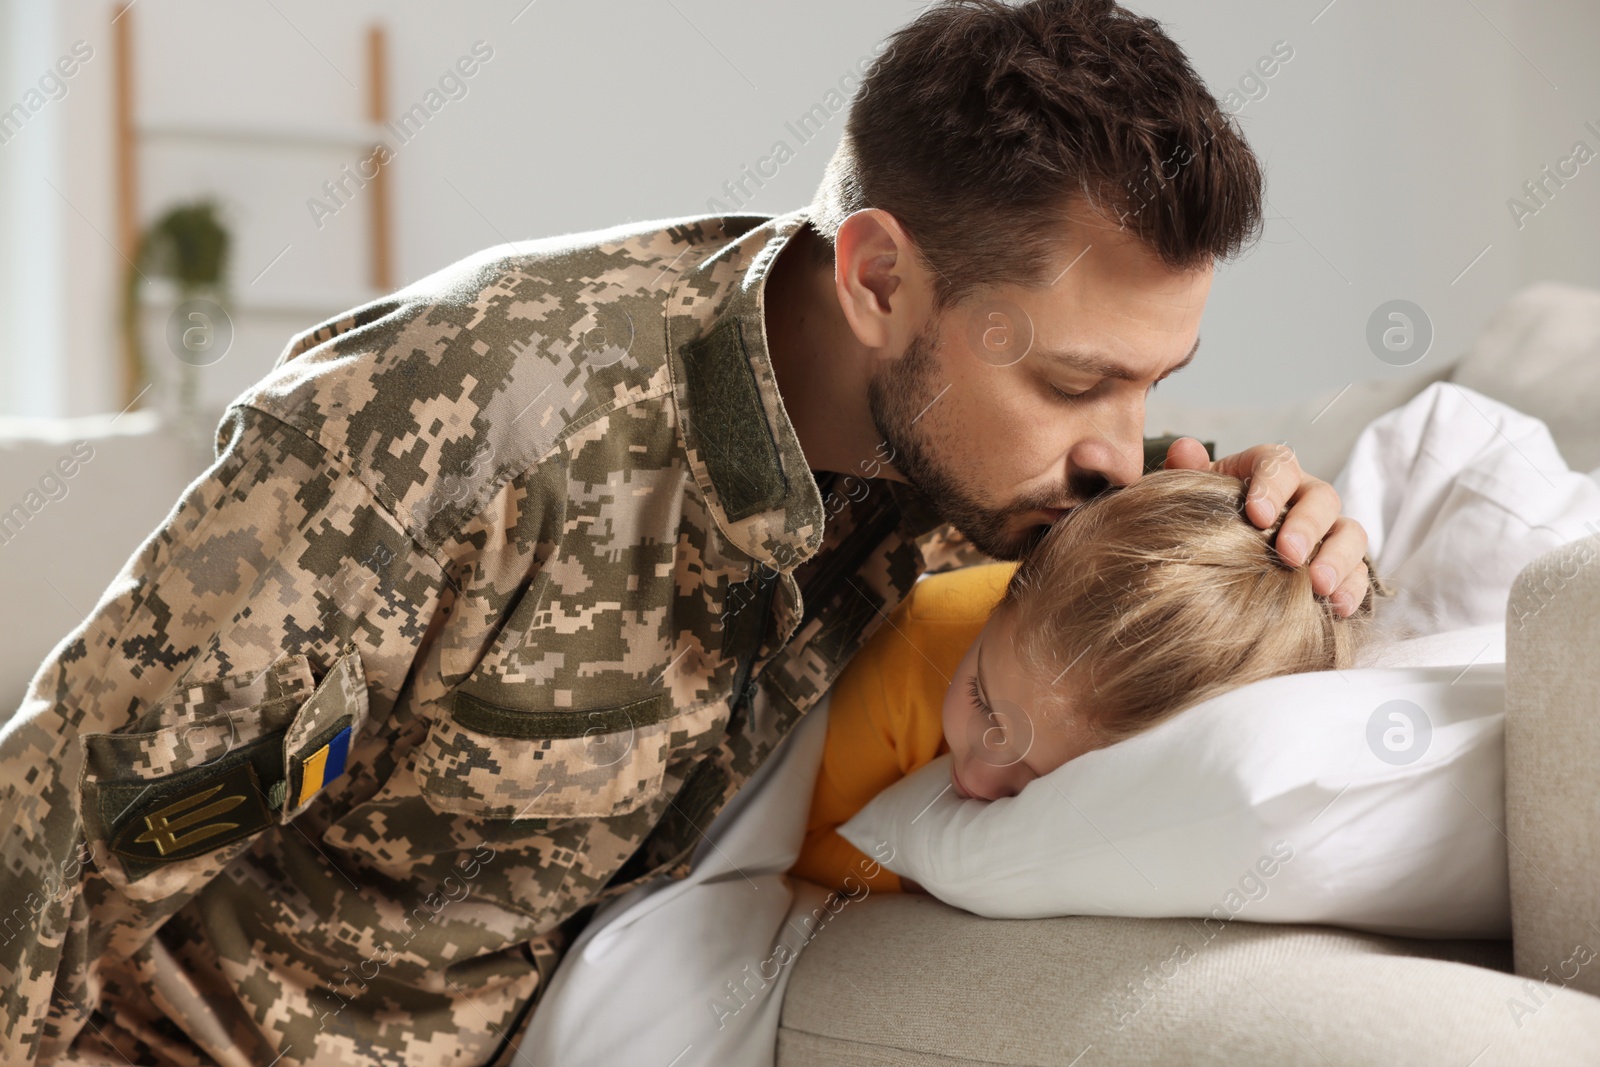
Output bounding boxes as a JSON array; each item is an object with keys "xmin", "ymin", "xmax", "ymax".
[{"xmin": 867, "ymin": 319, "xmax": 1108, "ymax": 562}]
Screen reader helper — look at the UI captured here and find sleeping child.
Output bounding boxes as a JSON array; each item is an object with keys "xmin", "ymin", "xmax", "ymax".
[{"xmin": 788, "ymin": 467, "xmax": 1386, "ymax": 896}]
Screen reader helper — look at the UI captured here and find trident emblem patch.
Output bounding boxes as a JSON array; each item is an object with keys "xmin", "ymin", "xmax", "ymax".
[
  {"xmin": 132, "ymin": 782, "xmax": 248, "ymax": 855},
  {"xmin": 112, "ymin": 759, "xmax": 274, "ymax": 865}
]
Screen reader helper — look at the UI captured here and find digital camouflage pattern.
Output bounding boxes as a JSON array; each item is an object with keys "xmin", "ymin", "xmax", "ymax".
[{"xmin": 0, "ymin": 209, "xmax": 987, "ymax": 1065}]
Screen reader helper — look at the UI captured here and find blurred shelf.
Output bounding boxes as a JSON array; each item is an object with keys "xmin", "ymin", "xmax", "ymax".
[
  {"xmin": 136, "ymin": 283, "xmax": 385, "ymax": 317},
  {"xmin": 137, "ymin": 118, "xmax": 390, "ymax": 152}
]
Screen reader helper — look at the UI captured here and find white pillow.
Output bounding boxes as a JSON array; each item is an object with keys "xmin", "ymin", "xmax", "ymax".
[
  {"xmin": 840, "ymin": 384, "xmax": 1600, "ymax": 940},
  {"xmin": 1449, "ymin": 280, "xmax": 1600, "ymax": 473},
  {"xmin": 839, "ymin": 631, "xmax": 1510, "ymax": 939}
]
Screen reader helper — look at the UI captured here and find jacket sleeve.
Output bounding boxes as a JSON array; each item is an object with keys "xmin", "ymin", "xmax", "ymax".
[{"xmin": 0, "ymin": 402, "xmax": 449, "ymax": 1063}]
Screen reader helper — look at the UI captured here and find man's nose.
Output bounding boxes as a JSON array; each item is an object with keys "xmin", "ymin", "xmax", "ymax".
[
  {"xmin": 1071, "ymin": 430, "xmax": 1145, "ymax": 493},
  {"xmin": 1087, "ymin": 394, "xmax": 1149, "ymax": 488}
]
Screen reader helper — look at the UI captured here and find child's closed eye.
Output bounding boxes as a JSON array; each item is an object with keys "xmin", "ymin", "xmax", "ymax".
[{"xmin": 966, "ymin": 674, "xmax": 992, "ymax": 718}]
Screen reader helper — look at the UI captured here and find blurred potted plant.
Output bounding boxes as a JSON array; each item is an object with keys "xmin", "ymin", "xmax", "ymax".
[{"xmin": 121, "ymin": 198, "xmax": 233, "ymax": 452}]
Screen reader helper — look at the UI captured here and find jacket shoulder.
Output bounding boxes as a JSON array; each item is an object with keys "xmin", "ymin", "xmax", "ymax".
[{"xmin": 227, "ymin": 215, "xmax": 763, "ymax": 550}]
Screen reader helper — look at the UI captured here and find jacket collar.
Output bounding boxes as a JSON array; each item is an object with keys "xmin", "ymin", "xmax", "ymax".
[{"xmin": 665, "ymin": 209, "xmax": 826, "ymax": 571}]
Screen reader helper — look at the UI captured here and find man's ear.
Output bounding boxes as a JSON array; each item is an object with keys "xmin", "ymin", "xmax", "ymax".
[{"xmin": 832, "ymin": 208, "xmax": 929, "ymax": 353}]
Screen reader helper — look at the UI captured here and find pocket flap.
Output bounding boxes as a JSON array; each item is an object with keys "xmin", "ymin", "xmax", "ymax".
[
  {"xmin": 282, "ymin": 645, "xmax": 370, "ymax": 819},
  {"xmin": 415, "ymin": 691, "xmax": 678, "ymax": 821},
  {"xmin": 79, "ymin": 644, "xmax": 369, "ymax": 890}
]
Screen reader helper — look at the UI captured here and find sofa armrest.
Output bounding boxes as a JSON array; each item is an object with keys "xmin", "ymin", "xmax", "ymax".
[{"xmin": 1506, "ymin": 532, "xmax": 1600, "ymax": 989}]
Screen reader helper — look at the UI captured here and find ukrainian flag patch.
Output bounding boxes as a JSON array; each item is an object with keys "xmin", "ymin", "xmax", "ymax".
[{"xmin": 295, "ymin": 725, "xmax": 352, "ymax": 807}]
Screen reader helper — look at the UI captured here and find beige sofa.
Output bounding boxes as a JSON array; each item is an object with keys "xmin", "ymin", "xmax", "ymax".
[{"xmin": 777, "ymin": 282, "xmax": 1600, "ymax": 1065}]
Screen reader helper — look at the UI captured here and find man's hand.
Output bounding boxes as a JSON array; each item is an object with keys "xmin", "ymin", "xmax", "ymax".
[{"xmin": 1163, "ymin": 437, "xmax": 1371, "ymax": 617}]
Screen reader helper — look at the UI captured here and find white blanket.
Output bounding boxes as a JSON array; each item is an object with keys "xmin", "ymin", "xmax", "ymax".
[
  {"xmin": 513, "ymin": 382, "xmax": 1600, "ymax": 1066},
  {"xmin": 513, "ymin": 695, "xmax": 835, "ymax": 1066},
  {"xmin": 1336, "ymin": 382, "xmax": 1600, "ymax": 640}
]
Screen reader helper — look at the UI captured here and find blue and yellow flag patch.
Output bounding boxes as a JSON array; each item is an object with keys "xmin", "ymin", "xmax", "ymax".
[{"xmin": 295, "ymin": 725, "xmax": 352, "ymax": 807}]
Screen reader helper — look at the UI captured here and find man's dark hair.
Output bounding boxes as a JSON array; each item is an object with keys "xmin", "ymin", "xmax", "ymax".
[{"xmin": 810, "ymin": 0, "xmax": 1264, "ymax": 307}]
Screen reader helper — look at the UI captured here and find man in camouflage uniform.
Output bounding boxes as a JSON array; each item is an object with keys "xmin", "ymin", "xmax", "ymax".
[
  {"xmin": 0, "ymin": 205, "xmax": 1011, "ymax": 1064},
  {"xmin": 0, "ymin": 3, "xmax": 1376, "ymax": 1065},
  {"xmin": 1, "ymin": 209, "xmax": 980, "ymax": 1064}
]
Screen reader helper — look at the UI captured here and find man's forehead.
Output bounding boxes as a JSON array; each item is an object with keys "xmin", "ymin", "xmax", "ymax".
[{"xmin": 1033, "ymin": 334, "xmax": 1202, "ymax": 382}]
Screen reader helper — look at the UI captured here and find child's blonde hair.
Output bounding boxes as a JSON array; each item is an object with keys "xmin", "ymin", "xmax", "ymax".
[{"xmin": 1000, "ymin": 468, "xmax": 1383, "ymax": 743}]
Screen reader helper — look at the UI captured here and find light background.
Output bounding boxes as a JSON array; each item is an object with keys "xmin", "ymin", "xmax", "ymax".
[{"xmin": 2, "ymin": 0, "xmax": 1597, "ymax": 421}]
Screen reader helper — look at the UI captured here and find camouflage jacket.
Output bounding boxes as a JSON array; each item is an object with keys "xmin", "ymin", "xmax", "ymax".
[{"xmin": 0, "ymin": 210, "xmax": 985, "ymax": 1065}]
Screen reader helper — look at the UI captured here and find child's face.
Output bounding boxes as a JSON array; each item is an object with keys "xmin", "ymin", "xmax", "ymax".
[{"xmin": 939, "ymin": 605, "xmax": 1106, "ymax": 800}]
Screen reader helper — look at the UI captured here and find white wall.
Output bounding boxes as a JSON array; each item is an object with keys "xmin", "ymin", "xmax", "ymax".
[
  {"xmin": 1131, "ymin": 0, "xmax": 1600, "ymax": 408},
  {"xmin": 3, "ymin": 0, "xmax": 1598, "ymax": 419}
]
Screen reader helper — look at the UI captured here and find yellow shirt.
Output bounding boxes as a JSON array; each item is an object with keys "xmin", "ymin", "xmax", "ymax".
[{"xmin": 788, "ymin": 561, "xmax": 1019, "ymax": 895}]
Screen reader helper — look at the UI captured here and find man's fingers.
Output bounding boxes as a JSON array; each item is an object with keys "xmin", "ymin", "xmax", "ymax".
[
  {"xmin": 1330, "ymin": 560, "xmax": 1372, "ymax": 618},
  {"xmin": 1310, "ymin": 516, "xmax": 1371, "ymax": 614},
  {"xmin": 1227, "ymin": 443, "xmax": 1336, "ymax": 563},
  {"xmin": 1249, "ymin": 445, "xmax": 1303, "ymax": 527},
  {"xmin": 1174, "ymin": 440, "xmax": 1374, "ymax": 597},
  {"xmin": 1211, "ymin": 443, "xmax": 1300, "ymax": 528},
  {"xmin": 1162, "ymin": 436, "xmax": 1212, "ymax": 471},
  {"xmin": 1273, "ymin": 477, "xmax": 1343, "ymax": 568},
  {"xmin": 1305, "ymin": 514, "xmax": 1368, "ymax": 593}
]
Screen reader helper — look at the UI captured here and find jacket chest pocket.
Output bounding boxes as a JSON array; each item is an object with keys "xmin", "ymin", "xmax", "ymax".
[
  {"xmin": 78, "ymin": 645, "xmax": 371, "ymax": 892},
  {"xmin": 412, "ymin": 689, "xmax": 710, "ymax": 821},
  {"xmin": 417, "ymin": 515, "xmax": 768, "ymax": 822}
]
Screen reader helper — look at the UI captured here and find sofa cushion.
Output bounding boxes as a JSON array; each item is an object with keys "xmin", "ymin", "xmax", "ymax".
[
  {"xmin": 779, "ymin": 895, "xmax": 1600, "ymax": 1066},
  {"xmin": 0, "ymin": 412, "xmax": 210, "ymax": 716},
  {"xmin": 1450, "ymin": 281, "xmax": 1600, "ymax": 473}
]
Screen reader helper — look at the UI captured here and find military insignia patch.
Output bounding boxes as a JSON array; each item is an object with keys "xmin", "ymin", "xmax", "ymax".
[
  {"xmin": 111, "ymin": 760, "xmax": 274, "ymax": 865},
  {"xmin": 294, "ymin": 724, "xmax": 352, "ymax": 807}
]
